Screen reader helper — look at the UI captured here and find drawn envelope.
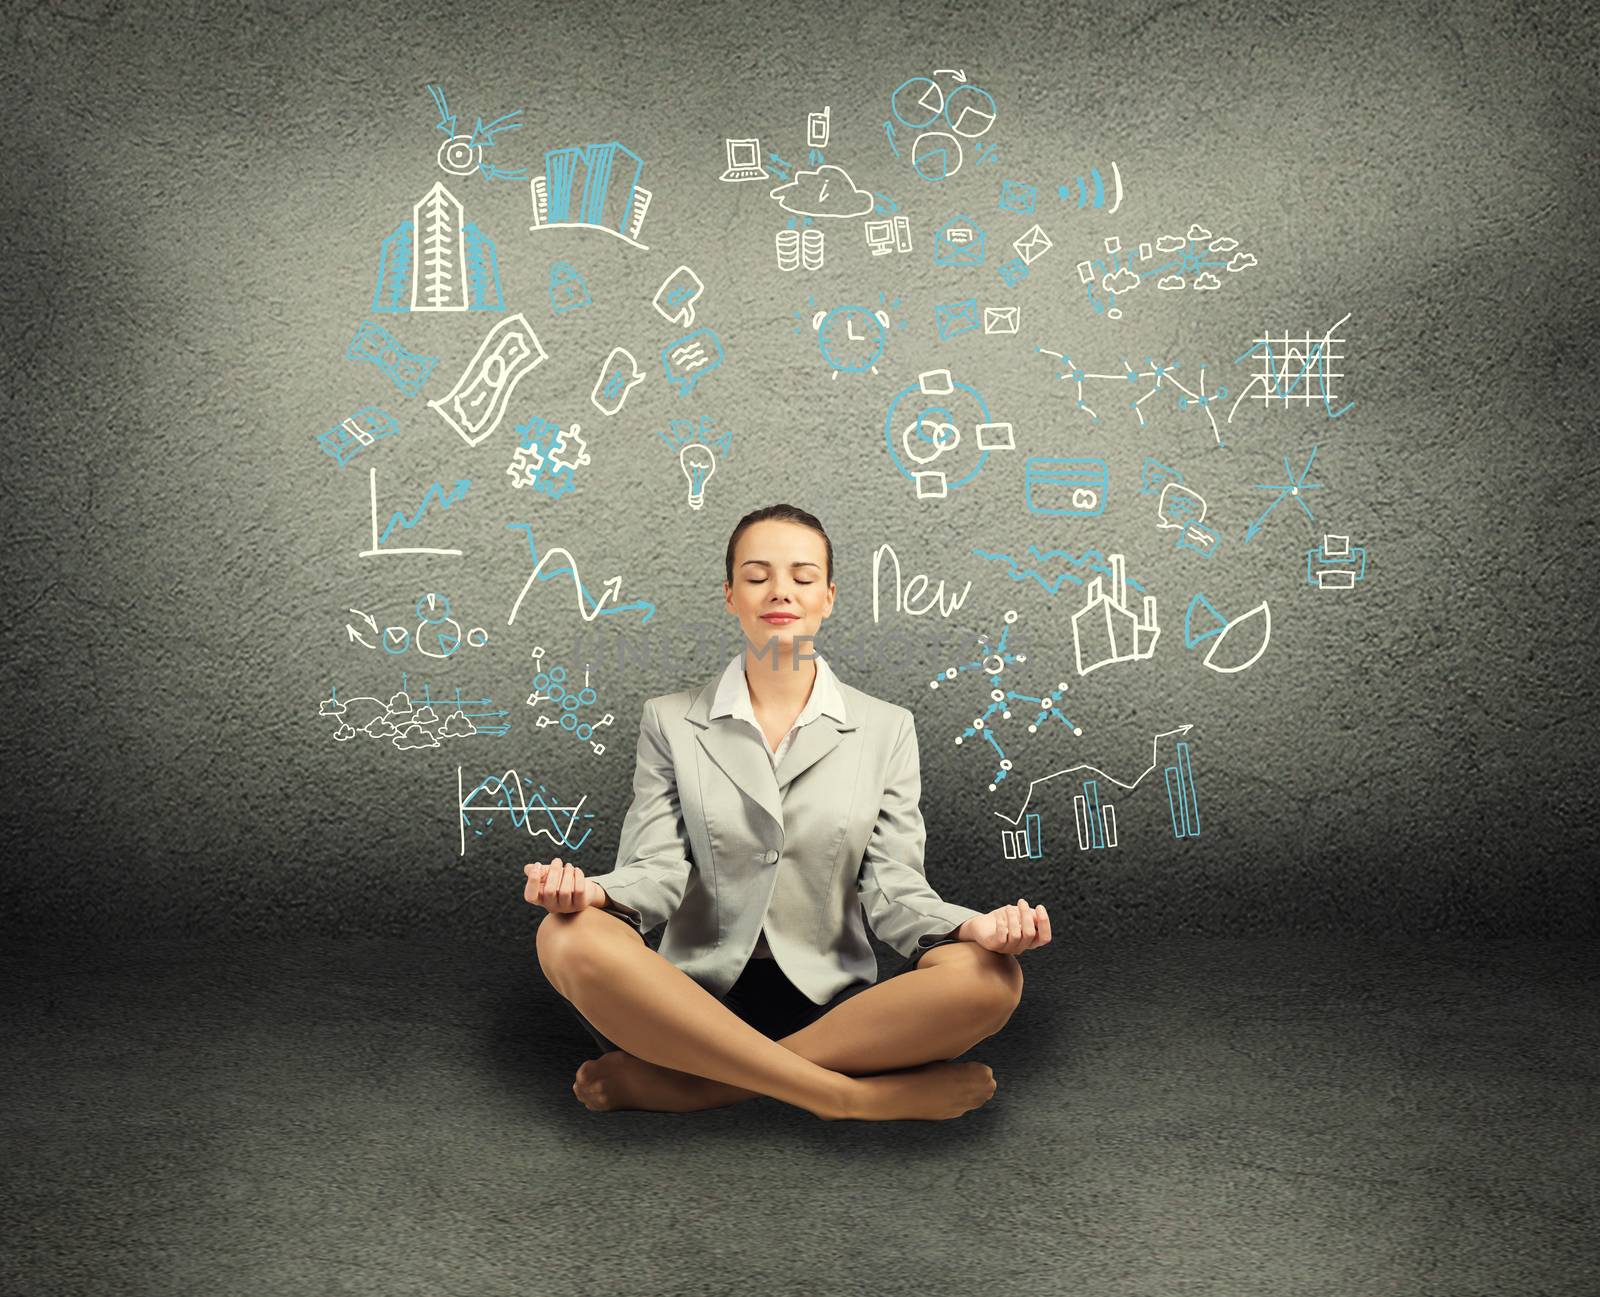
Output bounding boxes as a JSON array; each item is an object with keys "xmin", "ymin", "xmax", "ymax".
[
  {"xmin": 1012, "ymin": 223, "xmax": 1054, "ymax": 265},
  {"xmin": 935, "ymin": 298, "xmax": 982, "ymax": 341},
  {"xmin": 983, "ymin": 306, "xmax": 1019, "ymax": 334},
  {"xmin": 933, "ymin": 215, "xmax": 986, "ymax": 267}
]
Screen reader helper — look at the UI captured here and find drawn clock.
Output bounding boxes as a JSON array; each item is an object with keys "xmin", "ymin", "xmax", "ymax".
[{"xmin": 812, "ymin": 305, "xmax": 890, "ymax": 375}]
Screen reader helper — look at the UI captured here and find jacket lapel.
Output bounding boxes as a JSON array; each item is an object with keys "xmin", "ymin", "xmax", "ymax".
[
  {"xmin": 682, "ymin": 673, "xmax": 863, "ymax": 829},
  {"xmin": 685, "ymin": 677, "xmax": 785, "ymax": 832},
  {"xmin": 775, "ymin": 716, "xmax": 847, "ymax": 790}
]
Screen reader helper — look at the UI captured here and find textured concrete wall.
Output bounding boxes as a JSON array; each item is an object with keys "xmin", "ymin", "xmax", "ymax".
[{"xmin": 3, "ymin": 0, "xmax": 1595, "ymax": 941}]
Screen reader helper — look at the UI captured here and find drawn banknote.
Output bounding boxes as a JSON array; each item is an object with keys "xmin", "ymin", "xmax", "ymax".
[
  {"xmin": 428, "ymin": 313, "xmax": 549, "ymax": 447},
  {"xmin": 345, "ymin": 320, "xmax": 439, "ymax": 398},
  {"xmin": 317, "ymin": 406, "xmax": 400, "ymax": 466}
]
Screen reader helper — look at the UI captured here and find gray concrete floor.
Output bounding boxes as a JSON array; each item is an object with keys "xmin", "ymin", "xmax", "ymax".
[{"xmin": 2, "ymin": 937, "xmax": 1595, "ymax": 1297}]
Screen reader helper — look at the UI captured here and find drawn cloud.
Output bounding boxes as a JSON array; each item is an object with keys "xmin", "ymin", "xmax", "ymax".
[
  {"xmin": 1156, "ymin": 274, "xmax": 1185, "ymax": 290},
  {"xmin": 1192, "ymin": 272, "xmax": 1222, "ymax": 291},
  {"xmin": 392, "ymin": 724, "xmax": 441, "ymax": 750},
  {"xmin": 1103, "ymin": 268, "xmax": 1141, "ymax": 296},
  {"xmin": 1227, "ymin": 252, "xmax": 1258, "ymax": 272},
  {"xmin": 440, "ymin": 710, "xmax": 478, "ymax": 739},
  {"xmin": 769, "ymin": 165, "xmax": 874, "ymax": 219},
  {"xmin": 1156, "ymin": 235, "xmax": 1186, "ymax": 253}
]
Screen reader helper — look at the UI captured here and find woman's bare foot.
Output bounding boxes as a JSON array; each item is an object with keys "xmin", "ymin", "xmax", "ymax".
[
  {"xmin": 830, "ymin": 1061, "xmax": 998, "ymax": 1121},
  {"xmin": 573, "ymin": 1050, "xmax": 728, "ymax": 1113}
]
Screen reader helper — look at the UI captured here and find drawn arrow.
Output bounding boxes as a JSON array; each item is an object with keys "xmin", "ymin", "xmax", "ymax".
[{"xmin": 934, "ymin": 68, "xmax": 968, "ymax": 81}]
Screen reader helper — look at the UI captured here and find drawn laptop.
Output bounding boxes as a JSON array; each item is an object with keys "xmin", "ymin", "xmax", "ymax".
[{"xmin": 720, "ymin": 138, "xmax": 769, "ymax": 182}]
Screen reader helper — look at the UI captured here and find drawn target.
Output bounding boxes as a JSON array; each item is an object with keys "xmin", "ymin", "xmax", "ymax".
[{"xmin": 437, "ymin": 134, "xmax": 482, "ymax": 176}]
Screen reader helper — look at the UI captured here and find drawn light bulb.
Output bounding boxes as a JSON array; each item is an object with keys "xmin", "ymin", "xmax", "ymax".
[{"xmin": 679, "ymin": 443, "xmax": 717, "ymax": 510}]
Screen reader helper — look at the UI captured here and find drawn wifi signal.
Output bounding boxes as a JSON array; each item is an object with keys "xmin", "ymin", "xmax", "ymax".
[{"xmin": 1057, "ymin": 163, "xmax": 1122, "ymax": 214}]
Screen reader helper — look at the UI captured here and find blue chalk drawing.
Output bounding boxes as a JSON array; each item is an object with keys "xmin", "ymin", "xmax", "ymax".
[
  {"xmin": 506, "ymin": 416, "xmax": 590, "ymax": 501},
  {"xmin": 318, "ymin": 407, "xmax": 399, "ymax": 466},
  {"xmin": 929, "ymin": 609, "xmax": 1083, "ymax": 792},
  {"xmin": 970, "ymin": 545, "xmax": 1149, "ymax": 597},
  {"xmin": 1244, "ymin": 445, "xmax": 1323, "ymax": 544},
  {"xmin": 530, "ymin": 142, "xmax": 652, "ymax": 249},
  {"xmin": 427, "ymin": 83, "xmax": 527, "ymax": 182},
  {"xmin": 345, "ymin": 320, "xmax": 438, "ymax": 398}
]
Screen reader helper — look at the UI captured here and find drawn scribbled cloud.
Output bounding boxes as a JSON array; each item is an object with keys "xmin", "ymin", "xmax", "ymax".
[
  {"xmin": 392, "ymin": 724, "xmax": 441, "ymax": 751},
  {"xmin": 769, "ymin": 164, "xmax": 873, "ymax": 219},
  {"xmin": 440, "ymin": 710, "xmax": 478, "ymax": 739},
  {"xmin": 1103, "ymin": 267, "xmax": 1142, "ymax": 296}
]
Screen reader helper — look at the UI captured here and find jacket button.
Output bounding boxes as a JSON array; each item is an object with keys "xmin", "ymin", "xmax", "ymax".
[{"xmin": 763, "ymin": 849, "xmax": 779, "ymax": 864}]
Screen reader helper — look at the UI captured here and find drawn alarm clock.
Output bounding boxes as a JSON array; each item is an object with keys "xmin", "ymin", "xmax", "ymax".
[{"xmin": 812, "ymin": 304, "xmax": 890, "ymax": 377}]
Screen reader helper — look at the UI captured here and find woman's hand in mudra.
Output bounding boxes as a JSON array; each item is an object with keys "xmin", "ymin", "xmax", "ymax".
[
  {"xmin": 965, "ymin": 898, "xmax": 1050, "ymax": 955},
  {"xmin": 523, "ymin": 858, "xmax": 599, "ymax": 914}
]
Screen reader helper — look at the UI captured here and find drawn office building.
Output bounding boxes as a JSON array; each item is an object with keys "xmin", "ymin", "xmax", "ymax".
[{"xmin": 530, "ymin": 141, "xmax": 652, "ymax": 243}]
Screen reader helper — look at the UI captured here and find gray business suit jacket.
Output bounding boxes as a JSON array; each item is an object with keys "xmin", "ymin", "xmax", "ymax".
[{"xmin": 583, "ymin": 671, "xmax": 984, "ymax": 1005}]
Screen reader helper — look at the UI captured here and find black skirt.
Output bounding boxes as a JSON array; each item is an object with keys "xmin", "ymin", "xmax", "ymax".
[{"xmin": 568, "ymin": 951, "xmax": 871, "ymax": 1055}]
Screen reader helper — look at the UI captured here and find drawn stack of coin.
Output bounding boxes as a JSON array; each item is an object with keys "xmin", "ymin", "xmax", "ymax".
[
  {"xmin": 801, "ymin": 228, "xmax": 824, "ymax": 270},
  {"xmin": 775, "ymin": 228, "xmax": 800, "ymax": 272}
]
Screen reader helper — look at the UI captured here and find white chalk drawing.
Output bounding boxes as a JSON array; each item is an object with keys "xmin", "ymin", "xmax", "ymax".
[
  {"xmin": 525, "ymin": 646, "xmax": 615, "ymax": 755},
  {"xmin": 360, "ymin": 469, "xmax": 468, "ymax": 559},
  {"xmin": 590, "ymin": 346, "xmax": 645, "ymax": 417},
  {"xmin": 344, "ymin": 593, "xmax": 488, "ymax": 658},
  {"xmin": 1071, "ymin": 553, "xmax": 1160, "ymax": 676},
  {"xmin": 993, "ymin": 725, "xmax": 1196, "ymax": 826},
  {"xmin": 458, "ymin": 767, "xmax": 593, "ymax": 856},
  {"xmin": 428, "ymin": 313, "xmax": 549, "ymax": 448},
  {"xmin": 871, "ymin": 542, "xmax": 972, "ymax": 622}
]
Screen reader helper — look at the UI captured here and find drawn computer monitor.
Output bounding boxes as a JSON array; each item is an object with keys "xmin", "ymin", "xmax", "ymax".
[{"xmin": 721, "ymin": 138, "xmax": 769, "ymax": 183}]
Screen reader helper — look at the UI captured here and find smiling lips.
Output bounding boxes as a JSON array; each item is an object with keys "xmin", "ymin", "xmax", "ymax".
[{"xmin": 760, "ymin": 612, "xmax": 799, "ymax": 624}]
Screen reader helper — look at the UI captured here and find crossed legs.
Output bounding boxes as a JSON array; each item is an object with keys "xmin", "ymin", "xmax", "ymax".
[{"xmin": 537, "ymin": 907, "xmax": 1021, "ymax": 1119}]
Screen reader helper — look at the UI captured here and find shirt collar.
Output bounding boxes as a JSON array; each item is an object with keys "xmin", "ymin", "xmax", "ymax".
[{"xmin": 709, "ymin": 651, "xmax": 847, "ymax": 727}]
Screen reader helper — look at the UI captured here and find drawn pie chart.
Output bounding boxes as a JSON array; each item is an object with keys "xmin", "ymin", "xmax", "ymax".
[
  {"xmin": 912, "ymin": 132, "xmax": 962, "ymax": 182},
  {"xmin": 944, "ymin": 86, "xmax": 997, "ymax": 137}
]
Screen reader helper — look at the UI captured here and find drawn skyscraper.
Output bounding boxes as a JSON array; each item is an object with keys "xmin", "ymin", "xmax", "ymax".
[
  {"xmin": 530, "ymin": 142, "xmax": 653, "ymax": 248},
  {"xmin": 371, "ymin": 182, "xmax": 503, "ymax": 313}
]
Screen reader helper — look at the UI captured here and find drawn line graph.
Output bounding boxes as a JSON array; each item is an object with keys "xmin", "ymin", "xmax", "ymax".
[
  {"xmin": 458, "ymin": 766, "xmax": 593, "ymax": 856},
  {"xmin": 362, "ymin": 468, "xmax": 471, "ymax": 557},
  {"xmin": 505, "ymin": 523, "xmax": 657, "ymax": 624},
  {"xmin": 1229, "ymin": 312, "xmax": 1355, "ymax": 421},
  {"xmin": 993, "ymin": 725, "xmax": 1194, "ymax": 826}
]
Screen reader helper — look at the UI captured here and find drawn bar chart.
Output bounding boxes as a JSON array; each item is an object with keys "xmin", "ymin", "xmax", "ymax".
[
  {"xmin": 999, "ymin": 813, "xmax": 1043, "ymax": 860},
  {"xmin": 1164, "ymin": 741, "xmax": 1201, "ymax": 839},
  {"xmin": 1073, "ymin": 778, "xmax": 1118, "ymax": 850}
]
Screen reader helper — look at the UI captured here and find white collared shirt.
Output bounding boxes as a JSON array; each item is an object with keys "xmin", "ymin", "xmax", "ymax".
[{"xmin": 709, "ymin": 650, "xmax": 847, "ymax": 957}]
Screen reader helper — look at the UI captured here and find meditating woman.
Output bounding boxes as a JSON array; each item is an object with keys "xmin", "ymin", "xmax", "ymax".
[{"xmin": 525, "ymin": 503, "xmax": 1049, "ymax": 1121}]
